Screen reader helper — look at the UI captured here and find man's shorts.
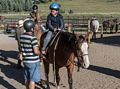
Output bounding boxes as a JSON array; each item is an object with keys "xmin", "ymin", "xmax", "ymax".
[{"xmin": 23, "ymin": 62, "xmax": 40, "ymax": 83}]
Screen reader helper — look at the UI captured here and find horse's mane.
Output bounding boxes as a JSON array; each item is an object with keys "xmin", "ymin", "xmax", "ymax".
[
  {"xmin": 40, "ymin": 31, "xmax": 85, "ymax": 50},
  {"xmin": 40, "ymin": 31, "xmax": 76, "ymax": 51},
  {"xmin": 59, "ymin": 32, "xmax": 76, "ymax": 46},
  {"xmin": 58, "ymin": 32, "xmax": 85, "ymax": 52}
]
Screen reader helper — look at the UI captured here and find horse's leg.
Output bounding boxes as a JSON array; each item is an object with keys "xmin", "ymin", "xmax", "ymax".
[
  {"xmin": 55, "ymin": 67, "xmax": 60, "ymax": 89},
  {"xmin": 77, "ymin": 58, "xmax": 80, "ymax": 72},
  {"xmin": 115, "ymin": 24, "xmax": 118, "ymax": 33},
  {"xmin": 92, "ymin": 31, "xmax": 96, "ymax": 40},
  {"xmin": 67, "ymin": 64, "xmax": 74, "ymax": 89},
  {"xmin": 43, "ymin": 60, "xmax": 50, "ymax": 89},
  {"xmin": 110, "ymin": 25, "xmax": 114, "ymax": 33},
  {"xmin": 94, "ymin": 32, "xmax": 96, "ymax": 39},
  {"xmin": 105, "ymin": 28, "xmax": 107, "ymax": 33}
]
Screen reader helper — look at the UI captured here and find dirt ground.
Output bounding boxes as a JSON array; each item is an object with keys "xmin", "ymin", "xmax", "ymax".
[{"xmin": 0, "ymin": 32, "xmax": 120, "ymax": 89}]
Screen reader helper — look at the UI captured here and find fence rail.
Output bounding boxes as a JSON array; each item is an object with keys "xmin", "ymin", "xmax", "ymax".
[{"xmin": 0, "ymin": 16, "xmax": 120, "ymax": 39}]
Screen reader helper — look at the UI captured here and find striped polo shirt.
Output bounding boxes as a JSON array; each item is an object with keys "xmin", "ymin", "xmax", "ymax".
[{"xmin": 20, "ymin": 33, "xmax": 39, "ymax": 63}]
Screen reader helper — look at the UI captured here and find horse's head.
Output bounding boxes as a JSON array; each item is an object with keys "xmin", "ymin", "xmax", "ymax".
[{"xmin": 74, "ymin": 32, "xmax": 90, "ymax": 69}]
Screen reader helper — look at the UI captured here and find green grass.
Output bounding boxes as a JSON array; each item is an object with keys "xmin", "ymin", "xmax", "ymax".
[
  {"xmin": 0, "ymin": 0, "xmax": 120, "ymax": 18},
  {"xmin": 39, "ymin": 0, "xmax": 120, "ymax": 16}
]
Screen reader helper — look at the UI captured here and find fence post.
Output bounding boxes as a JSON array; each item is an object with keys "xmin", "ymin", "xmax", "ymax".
[
  {"xmin": 68, "ymin": 23, "xmax": 72, "ymax": 32},
  {"xmin": 101, "ymin": 24, "xmax": 103, "ymax": 38},
  {"xmin": 88, "ymin": 18, "xmax": 91, "ymax": 43}
]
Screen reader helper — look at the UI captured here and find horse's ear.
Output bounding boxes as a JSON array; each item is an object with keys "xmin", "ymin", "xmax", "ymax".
[
  {"xmin": 72, "ymin": 30, "xmax": 77, "ymax": 40},
  {"xmin": 72, "ymin": 30, "xmax": 75, "ymax": 35},
  {"xmin": 84, "ymin": 32, "xmax": 90, "ymax": 41}
]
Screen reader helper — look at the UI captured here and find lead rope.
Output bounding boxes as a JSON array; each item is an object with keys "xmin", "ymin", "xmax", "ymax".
[
  {"xmin": 50, "ymin": 31, "xmax": 61, "ymax": 46},
  {"xmin": 53, "ymin": 33, "xmax": 61, "ymax": 85}
]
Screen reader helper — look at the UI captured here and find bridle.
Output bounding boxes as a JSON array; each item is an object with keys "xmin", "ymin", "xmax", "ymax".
[{"xmin": 74, "ymin": 37, "xmax": 89, "ymax": 60}]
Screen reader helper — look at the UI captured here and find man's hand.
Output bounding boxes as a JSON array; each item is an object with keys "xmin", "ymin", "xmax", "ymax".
[{"xmin": 58, "ymin": 28, "xmax": 61, "ymax": 31}]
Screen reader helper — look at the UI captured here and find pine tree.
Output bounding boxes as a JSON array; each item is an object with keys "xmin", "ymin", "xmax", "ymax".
[
  {"xmin": 1, "ymin": 0, "xmax": 9, "ymax": 12},
  {"xmin": 13, "ymin": 0, "xmax": 18, "ymax": 12},
  {"xmin": 29, "ymin": 0, "xmax": 33, "ymax": 10},
  {"xmin": 25, "ymin": 0, "xmax": 28, "ymax": 11},
  {"xmin": 21, "ymin": 0, "xmax": 26, "ymax": 11},
  {"xmin": 8, "ymin": 0, "xmax": 14, "ymax": 12},
  {"xmin": 0, "ymin": 0, "xmax": 33, "ymax": 12},
  {"xmin": 0, "ymin": 5, "xmax": 2, "ymax": 12},
  {"xmin": 17, "ymin": 0, "xmax": 23, "ymax": 12}
]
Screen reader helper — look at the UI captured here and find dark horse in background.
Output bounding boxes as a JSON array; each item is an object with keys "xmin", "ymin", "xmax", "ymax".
[
  {"xmin": 102, "ymin": 18, "xmax": 119, "ymax": 33},
  {"xmin": 40, "ymin": 31, "xmax": 90, "ymax": 89}
]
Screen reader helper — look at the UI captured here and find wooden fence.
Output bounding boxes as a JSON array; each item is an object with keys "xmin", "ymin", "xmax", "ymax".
[{"xmin": 0, "ymin": 16, "xmax": 120, "ymax": 42}]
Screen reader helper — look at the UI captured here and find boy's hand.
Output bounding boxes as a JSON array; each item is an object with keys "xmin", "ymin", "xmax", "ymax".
[
  {"xmin": 58, "ymin": 28, "xmax": 61, "ymax": 31},
  {"xmin": 54, "ymin": 28, "xmax": 57, "ymax": 32},
  {"xmin": 54, "ymin": 28, "xmax": 62, "ymax": 32}
]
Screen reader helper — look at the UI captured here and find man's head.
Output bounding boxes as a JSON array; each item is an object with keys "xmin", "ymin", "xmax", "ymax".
[
  {"xmin": 23, "ymin": 20, "xmax": 35, "ymax": 32},
  {"xmin": 49, "ymin": 2, "xmax": 60, "ymax": 16},
  {"xmin": 32, "ymin": 5, "xmax": 38, "ymax": 13},
  {"xmin": 18, "ymin": 20, "xmax": 24, "ymax": 27}
]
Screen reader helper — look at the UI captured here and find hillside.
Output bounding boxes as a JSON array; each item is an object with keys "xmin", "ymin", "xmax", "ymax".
[
  {"xmin": 39, "ymin": 0, "xmax": 120, "ymax": 16},
  {"xmin": 0, "ymin": 0, "xmax": 120, "ymax": 17}
]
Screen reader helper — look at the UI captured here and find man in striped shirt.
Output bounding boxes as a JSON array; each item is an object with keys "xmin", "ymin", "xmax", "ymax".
[{"xmin": 20, "ymin": 20, "xmax": 40, "ymax": 89}]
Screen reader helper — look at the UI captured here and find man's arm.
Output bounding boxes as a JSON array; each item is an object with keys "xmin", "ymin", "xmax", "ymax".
[
  {"xmin": 33, "ymin": 46, "xmax": 40, "ymax": 55},
  {"xmin": 32, "ymin": 37, "xmax": 41, "ymax": 55}
]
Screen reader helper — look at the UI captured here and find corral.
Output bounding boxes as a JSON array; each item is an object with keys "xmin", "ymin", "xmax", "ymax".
[{"xmin": 0, "ymin": 31, "xmax": 120, "ymax": 89}]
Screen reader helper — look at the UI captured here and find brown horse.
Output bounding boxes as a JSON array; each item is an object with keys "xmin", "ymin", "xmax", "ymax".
[
  {"xmin": 40, "ymin": 31, "xmax": 90, "ymax": 89},
  {"xmin": 34, "ymin": 24, "xmax": 43, "ymax": 43},
  {"xmin": 102, "ymin": 18, "xmax": 119, "ymax": 33},
  {"xmin": 23, "ymin": 17, "xmax": 43, "ymax": 42},
  {"xmin": 31, "ymin": 10, "xmax": 43, "ymax": 43}
]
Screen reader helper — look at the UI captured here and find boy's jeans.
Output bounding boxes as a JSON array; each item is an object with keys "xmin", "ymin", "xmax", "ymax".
[{"xmin": 42, "ymin": 31, "xmax": 53, "ymax": 51}]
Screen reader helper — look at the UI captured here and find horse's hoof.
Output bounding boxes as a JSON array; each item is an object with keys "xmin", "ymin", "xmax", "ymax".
[
  {"xmin": 57, "ymin": 86, "xmax": 60, "ymax": 89},
  {"xmin": 77, "ymin": 69, "xmax": 80, "ymax": 72},
  {"xmin": 45, "ymin": 85, "xmax": 50, "ymax": 89}
]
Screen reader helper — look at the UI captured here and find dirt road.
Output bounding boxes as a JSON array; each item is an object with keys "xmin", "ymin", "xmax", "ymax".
[{"xmin": 0, "ymin": 33, "xmax": 120, "ymax": 89}]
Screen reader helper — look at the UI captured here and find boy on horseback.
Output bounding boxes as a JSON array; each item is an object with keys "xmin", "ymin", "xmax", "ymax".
[{"xmin": 42, "ymin": 2, "xmax": 64, "ymax": 56}]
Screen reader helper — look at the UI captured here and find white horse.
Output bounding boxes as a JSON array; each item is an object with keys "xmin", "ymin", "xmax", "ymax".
[{"xmin": 90, "ymin": 18, "xmax": 99, "ymax": 39}]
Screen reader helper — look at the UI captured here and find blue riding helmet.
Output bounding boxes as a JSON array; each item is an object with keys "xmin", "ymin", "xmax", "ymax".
[{"xmin": 49, "ymin": 2, "xmax": 60, "ymax": 10}]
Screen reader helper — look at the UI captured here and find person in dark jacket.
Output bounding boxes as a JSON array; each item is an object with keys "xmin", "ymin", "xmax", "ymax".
[
  {"xmin": 42, "ymin": 2, "xmax": 64, "ymax": 55},
  {"xmin": 30, "ymin": 5, "xmax": 41, "ymax": 23},
  {"xmin": 30, "ymin": 5, "xmax": 46, "ymax": 33}
]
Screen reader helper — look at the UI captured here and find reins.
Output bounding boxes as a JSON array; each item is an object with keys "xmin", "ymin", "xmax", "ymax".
[
  {"xmin": 53, "ymin": 32, "xmax": 61, "ymax": 84},
  {"xmin": 50, "ymin": 31, "xmax": 61, "ymax": 46},
  {"xmin": 48, "ymin": 31, "xmax": 61, "ymax": 84}
]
